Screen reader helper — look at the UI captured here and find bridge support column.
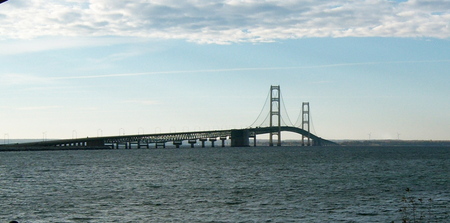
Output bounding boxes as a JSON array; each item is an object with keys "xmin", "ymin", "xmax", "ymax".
[
  {"xmin": 137, "ymin": 140, "xmax": 149, "ymax": 149},
  {"xmin": 249, "ymin": 132, "xmax": 257, "ymax": 147},
  {"xmin": 173, "ymin": 140, "xmax": 182, "ymax": 148},
  {"xmin": 200, "ymin": 138, "xmax": 207, "ymax": 148},
  {"xmin": 115, "ymin": 142, "xmax": 128, "ymax": 149},
  {"xmin": 155, "ymin": 142, "xmax": 165, "ymax": 148},
  {"xmin": 220, "ymin": 137, "xmax": 227, "ymax": 147},
  {"xmin": 231, "ymin": 130, "xmax": 250, "ymax": 147},
  {"xmin": 313, "ymin": 138, "xmax": 321, "ymax": 146},
  {"xmin": 188, "ymin": 139, "xmax": 196, "ymax": 148},
  {"xmin": 129, "ymin": 142, "xmax": 139, "ymax": 149},
  {"xmin": 209, "ymin": 138, "xmax": 217, "ymax": 147}
]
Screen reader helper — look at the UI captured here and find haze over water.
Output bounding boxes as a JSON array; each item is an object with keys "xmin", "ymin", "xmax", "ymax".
[{"xmin": 1, "ymin": 146, "xmax": 448, "ymax": 222}]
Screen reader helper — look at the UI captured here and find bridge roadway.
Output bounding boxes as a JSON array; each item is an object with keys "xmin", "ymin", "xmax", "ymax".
[{"xmin": 2, "ymin": 126, "xmax": 337, "ymax": 149}]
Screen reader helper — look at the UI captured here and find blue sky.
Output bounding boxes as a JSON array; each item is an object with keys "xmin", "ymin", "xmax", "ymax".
[{"xmin": 1, "ymin": 0, "xmax": 449, "ymax": 140}]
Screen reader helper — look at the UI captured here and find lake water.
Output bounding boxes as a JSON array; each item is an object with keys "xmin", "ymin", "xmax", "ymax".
[{"xmin": 1, "ymin": 146, "xmax": 449, "ymax": 222}]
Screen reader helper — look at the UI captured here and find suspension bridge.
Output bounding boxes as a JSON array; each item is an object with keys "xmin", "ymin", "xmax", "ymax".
[{"xmin": 1, "ymin": 86, "xmax": 337, "ymax": 150}]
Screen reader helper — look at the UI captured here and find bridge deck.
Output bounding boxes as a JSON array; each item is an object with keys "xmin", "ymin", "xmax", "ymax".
[{"xmin": 1, "ymin": 126, "xmax": 337, "ymax": 148}]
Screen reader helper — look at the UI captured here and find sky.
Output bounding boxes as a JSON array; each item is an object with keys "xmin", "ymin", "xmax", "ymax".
[{"xmin": 0, "ymin": 0, "xmax": 449, "ymax": 141}]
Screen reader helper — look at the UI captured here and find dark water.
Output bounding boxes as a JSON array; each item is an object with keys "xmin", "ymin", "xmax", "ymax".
[{"xmin": 1, "ymin": 146, "xmax": 449, "ymax": 222}]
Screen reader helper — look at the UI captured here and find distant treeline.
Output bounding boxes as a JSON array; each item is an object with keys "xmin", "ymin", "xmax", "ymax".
[
  {"xmin": 336, "ymin": 140, "xmax": 450, "ymax": 147},
  {"xmin": 261, "ymin": 139, "xmax": 450, "ymax": 147}
]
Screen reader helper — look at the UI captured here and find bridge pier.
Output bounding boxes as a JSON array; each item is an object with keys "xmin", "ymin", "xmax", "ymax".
[
  {"xmin": 200, "ymin": 138, "xmax": 207, "ymax": 148},
  {"xmin": 249, "ymin": 132, "xmax": 257, "ymax": 147},
  {"xmin": 209, "ymin": 138, "xmax": 217, "ymax": 147},
  {"xmin": 155, "ymin": 142, "xmax": 165, "ymax": 148},
  {"xmin": 231, "ymin": 130, "xmax": 250, "ymax": 147},
  {"xmin": 313, "ymin": 138, "xmax": 321, "ymax": 146},
  {"xmin": 173, "ymin": 140, "xmax": 182, "ymax": 148},
  {"xmin": 129, "ymin": 141, "xmax": 141, "ymax": 149},
  {"xmin": 220, "ymin": 137, "xmax": 227, "ymax": 147},
  {"xmin": 114, "ymin": 142, "xmax": 129, "ymax": 149},
  {"xmin": 188, "ymin": 139, "xmax": 196, "ymax": 148},
  {"xmin": 137, "ymin": 140, "xmax": 150, "ymax": 149}
]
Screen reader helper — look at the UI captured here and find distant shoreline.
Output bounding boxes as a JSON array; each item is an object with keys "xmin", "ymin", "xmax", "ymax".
[{"xmin": 333, "ymin": 140, "xmax": 450, "ymax": 147}]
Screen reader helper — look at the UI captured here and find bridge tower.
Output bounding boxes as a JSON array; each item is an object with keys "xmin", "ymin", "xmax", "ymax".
[
  {"xmin": 269, "ymin": 85, "xmax": 281, "ymax": 146},
  {"xmin": 302, "ymin": 102, "xmax": 311, "ymax": 146}
]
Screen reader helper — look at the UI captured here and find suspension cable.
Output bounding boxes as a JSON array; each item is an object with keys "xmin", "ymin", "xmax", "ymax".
[
  {"xmin": 281, "ymin": 116, "xmax": 290, "ymax": 126},
  {"xmin": 248, "ymin": 90, "xmax": 270, "ymax": 127},
  {"xmin": 294, "ymin": 107, "xmax": 302, "ymax": 127},
  {"xmin": 260, "ymin": 112, "xmax": 270, "ymax": 127},
  {"xmin": 310, "ymin": 112, "xmax": 317, "ymax": 134},
  {"xmin": 280, "ymin": 91, "xmax": 295, "ymax": 126}
]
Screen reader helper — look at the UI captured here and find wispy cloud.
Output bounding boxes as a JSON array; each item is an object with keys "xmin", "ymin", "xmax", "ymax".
[
  {"xmin": 122, "ymin": 99, "xmax": 160, "ymax": 105},
  {"xmin": 0, "ymin": 0, "xmax": 449, "ymax": 44},
  {"xmin": 2, "ymin": 60, "xmax": 448, "ymax": 84},
  {"xmin": 45, "ymin": 59, "xmax": 450, "ymax": 80},
  {"xmin": 0, "ymin": 73, "xmax": 52, "ymax": 85},
  {"xmin": 17, "ymin": 105, "xmax": 62, "ymax": 111},
  {"xmin": 0, "ymin": 37, "xmax": 143, "ymax": 55}
]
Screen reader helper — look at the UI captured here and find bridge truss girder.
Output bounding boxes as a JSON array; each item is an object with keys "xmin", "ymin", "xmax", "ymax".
[{"xmin": 4, "ymin": 126, "xmax": 337, "ymax": 149}]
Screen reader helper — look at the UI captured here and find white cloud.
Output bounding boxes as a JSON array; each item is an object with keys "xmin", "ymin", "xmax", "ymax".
[{"xmin": 0, "ymin": 0, "xmax": 449, "ymax": 44}]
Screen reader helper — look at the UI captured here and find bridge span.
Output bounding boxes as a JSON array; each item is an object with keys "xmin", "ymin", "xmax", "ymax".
[
  {"xmin": 2, "ymin": 126, "xmax": 337, "ymax": 150},
  {"xmin": 1, "ymin": 86, "xmax": 339, "ymax": 150}
]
